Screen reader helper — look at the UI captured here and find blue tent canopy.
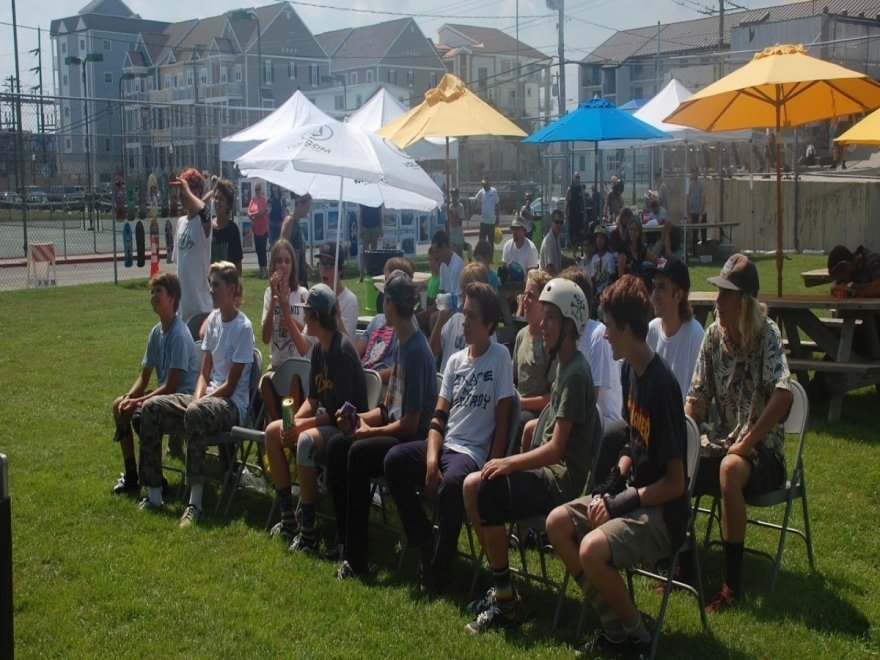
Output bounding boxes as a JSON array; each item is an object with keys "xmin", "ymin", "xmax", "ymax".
[{"xmin": 523, "ymin": 98, "xmax": 670, "ymax": 144}]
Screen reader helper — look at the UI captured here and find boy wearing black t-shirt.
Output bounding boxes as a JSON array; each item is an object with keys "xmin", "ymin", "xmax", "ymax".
[{"xmin": 546, "ymin": 274, "xmax": 688, "ymax": 656}]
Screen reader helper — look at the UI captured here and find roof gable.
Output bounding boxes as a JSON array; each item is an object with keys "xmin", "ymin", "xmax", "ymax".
[
  {"xmin": 439, "ymin": 23, "xmax": 548, "ymax": 61},
  {"xmin": 78, "ymin": 0, "xmax": 136, "ymax": 18}
]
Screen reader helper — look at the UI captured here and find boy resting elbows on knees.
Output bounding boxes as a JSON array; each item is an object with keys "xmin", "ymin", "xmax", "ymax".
[
  {"xmin": 110, "ymin": 272, "xmax": 199, "ymax": 496},
  {"xmin": 545, "ymin": 275, "xmax": 688, "ymax": 657},
  {"xmin": 137, "ymin": 262, "xmax": 254, "ymax": 525},
  {"xmin": 384, "ymin": 282, "xmax": 514, "ymax": 596},
  {"xmin": 464, "ymin": 278, "xmax": 600, "ymax": 633},
  {"xmin": 263, "ymin": 283, "xmax": 368, "ymax": 553}
]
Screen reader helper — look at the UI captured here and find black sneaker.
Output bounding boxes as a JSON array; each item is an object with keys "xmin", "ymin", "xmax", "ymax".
[
  {"xmin": 288, "ymin": 533, "xmax": 318, "ymax": 554},
  {"xmin": 269, "ymin": 521, "xmax": 299, "ymax": 542},
  {"xmin": 466, "ymin": 587, "xmax": 496, "ymax": 615},
  {"xmin": 465, "ymin": 593, "xmax": 522, "ymax": 634},
  {"xmin": 111, "ymin": 473, "xmax": 139, "ymax": 496},
  {"xmin": 583, "ymin": 629, "xmax": 650, "ymax": 659}
]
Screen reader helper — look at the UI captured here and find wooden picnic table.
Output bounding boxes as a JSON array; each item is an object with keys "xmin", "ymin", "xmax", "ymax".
[
  {"xmin": 801, "ymin": 268, "xmax": 832, "ymax": 288},
  {"xmin": 689, "ymin": 291, "xmax": 880, "ymax": 422}
]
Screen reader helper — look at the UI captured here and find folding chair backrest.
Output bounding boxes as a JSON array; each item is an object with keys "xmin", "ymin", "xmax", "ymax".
[
  {"xmin": 271, "ymin": 357, "xmax": 312, "ymax": 400},
  {"xmin": 244, "ymin": 348, "xmax": 264, "ymax": 424},
  {"xmin": 783, "ymin": 380, "xmax": 809, "ymax": 480},
  {"xmin": 364, "ymin": 369, "xmax": 382, "ymax": 410},
  {"xmin": 504, "ymin": 390, "xmax": 522, "ymax": 457},
  {"xmin": 529, "ymin": 403, "xmax": 553, "ymax": 451},
  {"xmin": 684, "ymin": 414, "xmax": 701, "ymax": 500}
]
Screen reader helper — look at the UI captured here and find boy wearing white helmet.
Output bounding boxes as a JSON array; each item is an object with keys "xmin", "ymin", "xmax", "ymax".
[{"xmin": 463, "ymin": 278, "xmax": 601, "ymax": 634}]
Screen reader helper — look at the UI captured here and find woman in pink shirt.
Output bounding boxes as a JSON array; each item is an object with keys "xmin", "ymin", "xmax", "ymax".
[{"xmin": 248, "ymin": 182, "xmax": 270, "ymax": 278}]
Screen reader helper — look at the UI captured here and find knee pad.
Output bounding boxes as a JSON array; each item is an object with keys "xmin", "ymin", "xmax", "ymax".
[
  {"xmin": 477, "ymin": 477, "xmax": 511, "ymax": 527},
  {"xmin": 296, "ymin": 432, "xmax": 316, "ymax": 468}
]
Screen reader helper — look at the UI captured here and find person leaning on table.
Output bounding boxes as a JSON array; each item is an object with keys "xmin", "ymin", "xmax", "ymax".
[
  {"xmin": 686, "ymin": 253, "xmax": 793, "ymax": 614},
  {"xmin": 827, "ymin": 244, "xmax": 880, "ymax": 299}
]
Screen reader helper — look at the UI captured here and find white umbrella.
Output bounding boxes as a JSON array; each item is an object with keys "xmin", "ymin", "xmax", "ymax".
[
  {"xmin": 219, "ymin": 90, "xmax": 333, "ymax": 162},
  {"xmin": 236, "ymin": 120, "xmax": 444, "ymax": 289}
]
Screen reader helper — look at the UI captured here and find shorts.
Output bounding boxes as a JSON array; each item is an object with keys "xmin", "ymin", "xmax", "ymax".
[
  {"xmin": 359, "ymin": 225, "xmax": 382, "ymax": 244},
  {"xmin": 564, "ymin": 498, "xmax": 673, "ymax": 569},
  {"xmin": 477, "ymin": 468, "xmax": 557, "ymax": 526},
  {"xmin": 450, "ymin": 226, "xmax": 465, "ymax": 250},
  {"xmin": 694, "ymin": 442, "xmax": 786, "ymax": 497}
]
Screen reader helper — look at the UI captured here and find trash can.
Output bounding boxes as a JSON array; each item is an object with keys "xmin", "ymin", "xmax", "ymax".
[{"xmin": 364, "ymin": 249, "xmax": 404, "ymax": 314}]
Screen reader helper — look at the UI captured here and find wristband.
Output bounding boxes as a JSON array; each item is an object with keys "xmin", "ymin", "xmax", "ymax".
[
  {"xmin": 433, "ymin": 408, "xmax": 449, "ymax": 425},
  {"xmin": 604, "ymin": 486, "xmax": 641, "ymax": 519},
  {"xmin": 592, "ymin": 465, "xmax": 624, "ymax": 496},
  {"xmin": 429, "ymin": 421, "xmax": 444, "ymax": 435}
]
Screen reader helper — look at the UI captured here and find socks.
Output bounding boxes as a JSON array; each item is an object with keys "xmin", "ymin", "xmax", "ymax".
[
  {"xmin": 188, "ymin": 483, "xmax": 204, "ymax": 511},
  {"xmin": 276, "ymin": 488, "xmax": 297, "ymax": 530},
  {"xmin": 586, "ymin": 583, "xmax": 626, "ymax": 641},
  {"xmin": 299, "ymin": 503, "xmax": 316, "ymax": 539},
  {"xmin": 723, "ymin": 539, "xmax": 744, "ymax": 594},
  {"xmin": 124, "ymin": 458, "xmax": 138, "ymax": 482},
  {"xmin": 492, "ymin": 564, "xmax": 514, "ymax": 602},
  {"xmin": 148, "ymin": 487, "xmax": 162, "ymax": 507}
]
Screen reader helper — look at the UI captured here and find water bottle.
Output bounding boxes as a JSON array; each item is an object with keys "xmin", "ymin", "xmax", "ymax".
[{"xmin": 436, "ymin": 293, "xmax": 458, "ymax": 311}]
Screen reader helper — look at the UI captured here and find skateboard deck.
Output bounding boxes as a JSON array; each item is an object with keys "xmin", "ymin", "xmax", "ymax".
[
  {"xmin": 135, "ymin": 220, "xmax": 146, "ymax": 267},
  {"xmin": 164, "ymin": 219, "xmax": 174, "ymax": 263},
  {"xmin": 149, "ymin": 218, "xmax": 160, "ymax": 276},
  {"xmin": 123, "ymin": 221, "xmax": 133, "ymax": 268},
  {"xmin": 148, "ymin": 173, "xmax": 159, "ymax": 220}
]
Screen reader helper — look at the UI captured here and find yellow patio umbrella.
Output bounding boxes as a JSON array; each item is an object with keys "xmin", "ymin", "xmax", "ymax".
[
  {"xmin": 665, "ymin": 44, "xmax": 880, "ymax": 295},
  {"xmin": 377, "ymin": 73, "xmax": 526, "ymax": 204},
  {"xmin": 834, "ymin": 107, "xmax": 880, "ymax": 145}
]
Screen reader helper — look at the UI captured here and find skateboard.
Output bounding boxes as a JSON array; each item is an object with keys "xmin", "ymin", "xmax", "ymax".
[
  {"xmin": 169, "ymin": 171, "xmax": 179, "ymax": 218},
  {"xmin": 126, "ymin": 178, "xmax": 136, "ymax": 221},
  {"xmin": 123, "ymin": 221, "xmax": 133, "ymax": 268},
  {"xmin": 164, "ymin": 219, "xmax": 174, "ymax": 263},
  {"xmin": 159, "ymin": 171, "xmax": 170, "ymax": 217},
  {"xmin": 148, "ymin": 173, "xmax": 159, "ymax": 220},
  {"xmin": 149, "ymin": 217, "xmax": 160, "ymax": 276},
  {"xmin": 137, "ymin": 171, "xmax": 148, "ymax": 221},
  {"xmin": 135, "ymin": 220, "xmax": 146, "ymax": 267}
]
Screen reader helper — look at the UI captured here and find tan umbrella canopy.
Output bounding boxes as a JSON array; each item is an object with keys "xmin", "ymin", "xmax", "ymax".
[
  {"xmin": 377, "ymin": 73, "xmax": 526, "ymax": 201},
  {"xmin": 834, "ymin": 106, "xmax": 880, "ymax": 145},
  {"xmin": 665, "ymin": 44, "xmax": 880, "ymax": 295}
]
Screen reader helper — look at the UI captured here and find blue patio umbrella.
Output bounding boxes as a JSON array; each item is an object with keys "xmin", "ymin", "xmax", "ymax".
[{"xmin": 523, "ymin": 97, "xmax": 670, "ymax": 192}]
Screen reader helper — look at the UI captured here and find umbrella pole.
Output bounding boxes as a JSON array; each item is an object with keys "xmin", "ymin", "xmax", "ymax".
[
  {"xmin": 335, "ymin": 178, "xmax": 343, "ymax": 294},
  {"xmin": 775, "ymin": 102, "xmax": 783, "ymax": 297},
  {"xmin": 445, "ymin": 137, "xmax": 451, "ymax": 212}
]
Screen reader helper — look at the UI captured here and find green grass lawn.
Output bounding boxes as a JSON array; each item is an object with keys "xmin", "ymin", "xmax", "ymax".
[{"xmin": 1, "ymin": 253, "xmax": 878, "ymax": 657}]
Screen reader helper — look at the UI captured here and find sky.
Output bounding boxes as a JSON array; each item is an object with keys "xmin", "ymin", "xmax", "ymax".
[{"xmin": 0, "ymin": 0, "xmax": 793, "ymax": 108}]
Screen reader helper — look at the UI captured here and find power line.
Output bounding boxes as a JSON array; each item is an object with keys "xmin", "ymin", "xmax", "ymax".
[{"xmin": 287, "ymin": 0, "xmax": 549, "ymax": 20}]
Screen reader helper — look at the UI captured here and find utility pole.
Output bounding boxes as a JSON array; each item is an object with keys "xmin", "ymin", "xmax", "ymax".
[
  {"xmin": 11, "ymin": 0, "xmax": 28, "ymax": 255},
  {"xmin": 29, "ymin": 28, "xmax": 45, "ymax": 134},
  {"xmin": 547, "ymin": 0, "xmax": 568, "ymax": 183}
]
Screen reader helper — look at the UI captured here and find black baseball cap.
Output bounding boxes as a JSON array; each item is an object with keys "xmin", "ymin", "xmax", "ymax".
[
  {"xmin": 318, "ymin": 241, "xmax": 346, "ymax": 268},
  {"xmin": 827, "ymin": 245, "xmax": 853, "ymax": 276},
  {"xmin": 655, "ymin": 256, "xmax": 690, "ymax": 292},
  {"xmin": 294, "ymin": 283, "xmax": 337, "ymax": 316}
]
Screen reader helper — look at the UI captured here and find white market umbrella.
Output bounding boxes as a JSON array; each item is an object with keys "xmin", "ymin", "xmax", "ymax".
[
  {"xmin": 237, "ymin": 120, "xmax": 444, "ymax": 289},
  {"xmin": 219, "ymin": 90, "xmax": 333, "ymax": 162}
]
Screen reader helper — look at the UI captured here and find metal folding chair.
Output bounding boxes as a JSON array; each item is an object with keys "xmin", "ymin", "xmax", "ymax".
[{"xmin": 701, "ymin": 379, "xmax": 814, "ymax": 590}]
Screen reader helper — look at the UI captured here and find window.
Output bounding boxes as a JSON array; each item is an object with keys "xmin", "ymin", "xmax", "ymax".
[
  {"xmin": 234, "ymin": 65, "xmax": 242, "ymax": 82},
  {"xmin": 288, "ymin": 61, "xmax": 297, "ymax": 79},
  {"xmin": 388, "ymin": 69, "xmax": 397, "ymax": 85},
  {"xmin": 65, "ymin": 137, "xmax": 72, "ymax": 152},
  {"xmin": 632, "ymin": 86, "xmax": 643, "ymax": 99},
  {"xmin": 104, "ymin": 138, "xmax": 111, "ymax": 151},
  {"xmin": 187, "ymin": 70, "xmax": 193, "ymax": 86},
  {"xmin": 335, "ymin": 95, "xmax": 344, "ymax": 110},
  {"xmin": 366, "ymin": 70, "xmax": 374, "ymax": 83},
  {"xmin": 501, "ymin": 59, "xmax": 512, "ymax": 75},
  {"xmin": 355, "ymin": 94, "xmax": 362, "ymax": 107},
  {"xmin": 477, "ymin": 67, "xmax": 488, "ymax": 90},
  {"xmin": 431, "ymin": 72, "xmax": 438, "ymax": 87},
  {"xmin": 309, "ymin": 64, "xmax": 319, "ymax": 86},
  {"xmin": 104, "ymin": 72, "xmax": 113, "ymax": 84},
  {"xmin": 350, "ymin": 71, "xmax": 357, "ymax": 86},
  {"xmin": 221, "ymin": 69, "xmax": 227, "ymax": 83},
  {"xmin": 62, "ymin": 74, "xmax": 68, "ymax": 87},
  {"xmin": 407, "ymin": 70, "xmax": 414, "ymax": 87},
  {"xmin": 79, "ymin": 38, "xmax": 85, "ymax": 52},
  {"xmin": 103, "ymin": 39, "xmax": 111, "ymax": 51},
  {"xmin": 263, "ymin": 59, "xmax": 274, "ymax": 84},
  {"xmin": 61, "ymin": 42, "xmax": 67, "ymax": 54},
  {"xmin": 165, "ymin": 75, "xmax": 171, "ymax": 89},
  {"xmin": 200, "ymin": 67, "xmax": 207, "ymax": 84}
]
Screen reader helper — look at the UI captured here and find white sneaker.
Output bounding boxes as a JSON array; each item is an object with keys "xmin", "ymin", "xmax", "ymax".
[{"xmin": 179, "ymin": 505, "xmax": 201, "ymax": 528}]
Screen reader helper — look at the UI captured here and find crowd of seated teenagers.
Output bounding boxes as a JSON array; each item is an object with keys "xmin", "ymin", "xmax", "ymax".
[{"xmin": 110, "ymin": 237, "xmax": 792, "ymax": 650}]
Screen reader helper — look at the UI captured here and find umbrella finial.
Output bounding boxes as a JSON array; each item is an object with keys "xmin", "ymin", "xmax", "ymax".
[
  {"xmin": 425, "ymin": 73, "xmax": 466, "ymax": 106},
  {"xmin": 754, "ymin": 44, "xmax": 807, "ymax": 60}
]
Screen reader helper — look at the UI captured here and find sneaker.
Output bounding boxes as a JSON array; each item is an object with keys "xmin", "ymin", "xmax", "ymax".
[
  {"xmin": 466, "ymin": 587, "xmax": 496, "ymax": 615},
  {"xmin": 583, "ymin": 630, "xmax": 650, "ymax": 659},
  {"xmin": 137, "ymin": 497, "xmax": 163, "ymax": 511},
  {"xmin": 111, "ymin": 473, "xmax": 139, "ymax": 496},
  {"xmin": 335, "ymin": 560, "xmax": 358, "ymax": 580},
  {"xmin": 178, "ymin": 505, "xmax": 201, "ymax": 529},
  {"xmin": 269, "ymin": 520, "xmax": 299, "ymax": 542},
  {"xmin": 326, "ymin": 542, "xmax": 345, "ymax": 562},
  {"xmin": 705, "ymin": 584, "xmax": 737, "ymax": 613},
  {"xmin": 288, "ymin": 533, "xmax": 318, "ymax": 554},
  {"xmin": 465, "ymin": 593, "xmax": 522, "ymax": 634}
]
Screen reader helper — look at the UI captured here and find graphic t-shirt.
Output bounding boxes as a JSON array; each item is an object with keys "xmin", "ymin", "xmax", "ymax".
[
  {"xmin": 175, "ymin": 212, "xmax": 212, "ymax": 323},
  {"xmin": 309, "ymin": 331, "xmax": 368, "ymax": 419},
  {"xmin": 262, "ymin": 285, "xmax": 310, "ymax": 368},
  {"xmin": 211, "ymin": 221, "xmax": 243, "ymax": 266},
  {"xmin": 383, "ymin": 330, "xmax": 438, "ymax": 439},
  {"xmin": 361, "ymin": 313, "xmax": 397, "ymax": 371}
]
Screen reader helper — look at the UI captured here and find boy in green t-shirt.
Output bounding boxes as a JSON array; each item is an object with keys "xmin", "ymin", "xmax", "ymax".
[{"xmin": 463, "ymin": 278, "xmax": 600, "ymax": 633}]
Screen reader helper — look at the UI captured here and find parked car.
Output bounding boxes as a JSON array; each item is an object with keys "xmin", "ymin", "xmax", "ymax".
[
  {"xmin": 25, "ymin": 187, "xmax": 48, "ymax": 207},
  {"xmin": 1, "ymin": 191, "xmax": 22, "ymax": 206},
  {"xmin": 529, "ymin": 196, "xmax": 565, "ymax": 216}
]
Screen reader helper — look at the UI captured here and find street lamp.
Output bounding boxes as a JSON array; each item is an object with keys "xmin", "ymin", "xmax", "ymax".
[
  {"xmin": 65, "ymin": 52, "xmax": 103, "ymax": 234},
  {"xmin": 228, "ymin": 9, "xmax": 262, "ymax": 122}
]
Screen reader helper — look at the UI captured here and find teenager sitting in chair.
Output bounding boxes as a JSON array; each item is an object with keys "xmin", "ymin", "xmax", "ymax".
[
  {"xmin": 429, "ymin": 262, "xmax": 491, "ymax": 373},
  {"xmin": 384, "ymin": 282, "xmax": 514, "ymax": 596},
  {"xmin": 464, "ymin": 278, "xmax": 600, "ymax": 633},
  {"xmin": 264, "ymin": 283, "xmax": 368, "ymax": 553},
  {"xmin": 686, "ymin": 254, "xmax": 792, "ymax": 613},
  {"xmin": 110, "ymin": 272, "xmax": 199, "ymax": 497},
  {"xmin": 327, "ymin": 271, "xmax": 438, "ymax": 579},
  {"xmin": 546, "ymin": 275, "xmax": 688, "ymax": 657},
  {"xmin": 137, "ymin": 262, "xmax": 254, "ymax": 527}
]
